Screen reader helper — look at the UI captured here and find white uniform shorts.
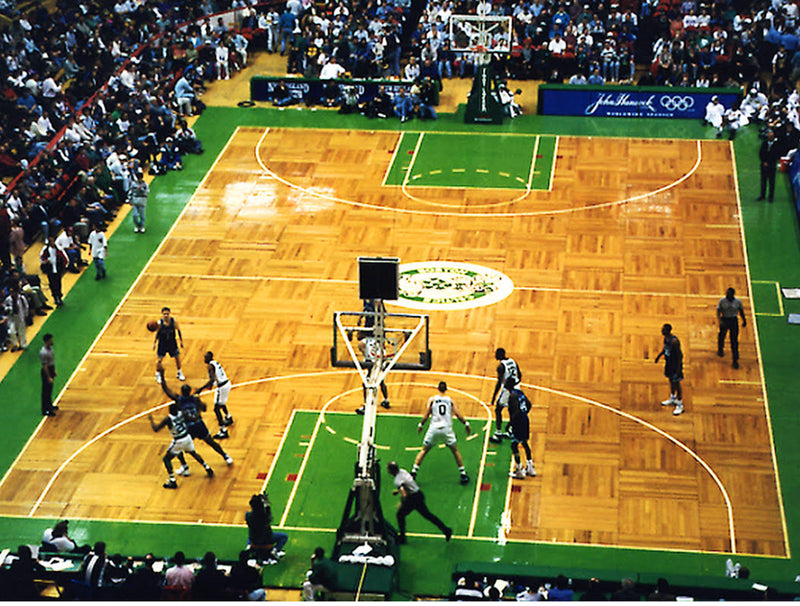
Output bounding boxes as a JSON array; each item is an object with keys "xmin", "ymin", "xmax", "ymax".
[
  {"xmin": 423, "ymin": 425, "xmax": 457, "ymax": 448},
  {"xmin": 168, "ymin": 435, "xmax": 195, "ymax": 455},
  {"xmin": 497, "ymin": 387, "xmax": 511, "ymax": 408},
  {"xmin": 215, "ymin": 381, "xmax": 231, "ymax": 407}
]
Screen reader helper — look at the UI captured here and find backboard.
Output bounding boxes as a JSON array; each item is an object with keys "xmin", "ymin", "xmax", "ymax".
[
  {"xmin": 449, "ymin": 14, "xmax": 513, "ymax": 54},
  {"xmin": 331, "ymin": 311, "xmax": 431, "ymax": 371}
]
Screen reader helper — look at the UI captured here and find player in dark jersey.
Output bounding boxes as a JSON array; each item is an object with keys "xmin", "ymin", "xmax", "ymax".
[
  {"xmin": 506, "ymin": 378, "xmax": 536, "ymax": 479},
  {"xmin": 654, "ymin": 323, "xmax": 684, "ymax": 416},
  {"xmin": 489, "ymin": 348, "xmax": 522, "ymax": 443},
  {"xmin": 149, "ymin": 402, "xmax": 213, "ymax": 489},
  {"xmin": 159, "ymin": 368, "xmax": 234, "ymax": 472},
  {"xmin": 154, "ymin": 307, "xmax": 185, "ymax": 384}
]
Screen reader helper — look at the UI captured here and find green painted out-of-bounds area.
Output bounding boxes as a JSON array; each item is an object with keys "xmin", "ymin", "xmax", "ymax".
[
  {"xmin": 751, "ymin": 281, "xmax": 783, "ymax": 317},
  {"xmin": 384, "ymin": 132, "xmax": 557, "ymax": 190},
  {"xmin": 269, "ymin": 411, "xmax": 508, "ymax": 539},
  {"xmin": 3, "ymin": 103, "xmax": 800, "ymax": 597}
]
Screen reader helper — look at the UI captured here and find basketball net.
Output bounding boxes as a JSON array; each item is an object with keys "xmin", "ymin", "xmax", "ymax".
[{"xmin": 449, "ymin": 14, "xmax": 512, "ymax": 67}]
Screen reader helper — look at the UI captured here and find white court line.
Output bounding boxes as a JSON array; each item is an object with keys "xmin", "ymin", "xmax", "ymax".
[
  {"xmin": 547, "ymin": 136, "xmax": 559, "ymax": 191},
  {"xmin": 398, "ymin": 134, "xmax": 542, "ymax": 210},
  {"xmin": 0, "ymin": 508, "xmax": 751, "ymax": 557},
  {"xmin": 131, "ymin": 270, "xmax": 746, "ymax": 303},
  {"xmin": 400, "ymin": 132, "xmax": 425, "ymax": 196},
  {"xmin": 501, "ymin": 463, "xmax": 514, "ymax": 544},
  {"xmin": 525, "ymin": 135, "xmax": 540, "ymax": 193},
  {"xmin": 6, "ymin": 127, "xmax": 242, "ymax": 511},
  {"xmin": 730, "ymin": 142, "xmax": 790, "ymax": 557},
  {"xmin": 277, "ymin": 387, "xmax": 361, "ymax": 527},
  {"xmin": 25, "ymin": 369, "xmax": 745, "ymax": 555},
  {"xmin": 380, "ymin": 131, "xmax": 406, "ymax": 187},
  {"xmin": 254, "ymin": 131, "xmax": 703, "ymax": 218},
  {"xmin": 260, "ymin": 408, "xmax": 298, "ymax": 494}
]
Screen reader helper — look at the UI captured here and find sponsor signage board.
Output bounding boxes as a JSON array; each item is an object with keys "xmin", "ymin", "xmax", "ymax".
[
  {"xmin": 251, "ymin": 77, "xmax": 414, "ymax": 104},
  {"xmin": 538, "ymin": 85, "xmax": 742, "ymax": 119}
]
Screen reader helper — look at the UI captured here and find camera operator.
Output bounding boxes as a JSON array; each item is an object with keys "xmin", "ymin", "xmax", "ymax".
[
  {"xmin": 413, "ymin": 77, "xmax": 438, "ymax": 121},
  {"xmin": 339, "ymin": 84, "xmax": 361, "ymax": 114},
  {"xmin": 245, "ymin": 492, "xmax": 288, "ymax": 563}
]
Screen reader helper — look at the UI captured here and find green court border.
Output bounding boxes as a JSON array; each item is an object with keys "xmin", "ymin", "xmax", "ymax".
[{"xmin": 0, "ymin": 106, "xmax": 798, "ymax": 596}]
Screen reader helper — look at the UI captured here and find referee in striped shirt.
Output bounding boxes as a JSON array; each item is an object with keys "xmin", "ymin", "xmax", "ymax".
[
  {"xmin": 717, "ymin": 287, "xmax": 746, "ymax": 369},
  {"xmin": 387, "ymin": 461, "xmax": 452, "ymax": 544}
]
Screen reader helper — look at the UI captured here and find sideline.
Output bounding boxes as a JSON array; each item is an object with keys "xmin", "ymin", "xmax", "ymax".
[{"xmin": 0, "ymin": 118, "xmax": 197, "ymax": 381}]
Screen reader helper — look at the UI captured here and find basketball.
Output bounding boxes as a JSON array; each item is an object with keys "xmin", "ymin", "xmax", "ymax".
[{"xmin": 146, "ymin": 320, "xmax": 159, "ymax": 332}]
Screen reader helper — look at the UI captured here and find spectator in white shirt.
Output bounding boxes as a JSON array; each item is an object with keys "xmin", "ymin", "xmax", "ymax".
[
  {"xmin": 568, "ymin": 72, "xmax": 588, "ymax": 84},
  {"xmin": 55, "ymin": 225, "xmax": 84, "ymax": 272},
  {"xmin": 216, "ymin": 42, "xmax": 230, "ymax": 79},
  {"xmin": 548, "ymin": 33, "xmax": 567, "ymax": 55},
  {"xmin": 403, "ymin": 56, "xmax": 420, "ymax": 81},
  {"xmin": 40, "ymin": 73, "xmax": 62, "ymax": 98},
  {"xmin": 87, "ymin": 223, "xmax": 108, "ymax": 280},
  {"xmin": 42, "ymin": 520, "xmax": 79, "ymax": 552},
  {"xmin": 705, "ymin": 95, "xmax": 725, "ymax": 135},
  {"xmin": 319, "ymin": 56, "xmax": 346, "ymax": 79}
]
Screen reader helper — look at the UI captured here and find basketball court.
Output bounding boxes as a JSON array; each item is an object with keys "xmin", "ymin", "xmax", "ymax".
[{"xmin": 0, "ymin": 124, "xmax": 785, "ymax": 557}]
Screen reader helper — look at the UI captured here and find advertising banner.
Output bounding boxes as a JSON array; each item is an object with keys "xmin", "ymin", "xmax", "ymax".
[
  {"xmin": 251, "ymin": 77, "xmax": 413, "ymax": 104},
  {"xmin": 538, "ymin": 85, "xmax": 742, "ymax": 119}
]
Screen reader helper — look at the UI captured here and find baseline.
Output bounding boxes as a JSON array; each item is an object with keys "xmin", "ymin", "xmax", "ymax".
[
  {"xmin": 18, "ymin": 369, "xmax": 751, "ymax": 556},
  {"xmin": 254, "ymin": 129, "xmax": 704, "ymax": 218}
]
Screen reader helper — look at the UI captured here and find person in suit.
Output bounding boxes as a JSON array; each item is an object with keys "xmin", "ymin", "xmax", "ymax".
[
  {"xmin": 39, "ymin": 235, "xmax": 69, "ymax": 307},
  {"xmin": 758, "ymin": 129, "xmax": 781, "ymax": 202}
]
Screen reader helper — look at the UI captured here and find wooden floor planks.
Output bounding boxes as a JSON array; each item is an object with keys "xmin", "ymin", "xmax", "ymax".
[{"xmin": 0, "ymin": 128, "xmax": 785, "ymax": 557}]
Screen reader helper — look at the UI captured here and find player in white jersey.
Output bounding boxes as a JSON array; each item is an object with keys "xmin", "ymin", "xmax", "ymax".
[
  {"xmin": 354, "ymin": 331, "xmax": 391, "ymax": 414},
  {"xmin": 196, "ymin": 351, "xmax": 234, "ymax": 439},
  {"xmin": 149, "ymin": 403, "xmax": 213, "ymax": 489},
  {"xmin": 490, "ymin": 348, "xmax": 521, "ymax": 443},
  {"xmin": 412, "ymin": 381, "xmax": 470, "ymax": 485}
]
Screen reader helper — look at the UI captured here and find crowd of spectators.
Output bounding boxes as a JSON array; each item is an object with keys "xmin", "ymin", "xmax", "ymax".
[
  {"xmin": 3, "ymin": 0, "xmax": 800, "ymax": 353},
  {"xmin": 453, "ymin": 571, "xmax": 781, "ymax": 601},
  {"xmin": 255, "ymin": 0, "xmax": 800, "ymax": 125},
  {"xmin": 0, "ymin": 0, "xmax": 226, "ymax": 353},
  {"xmin": 0, "ymin": 543, "xmax": 268, "ymax": 600},
  {"xmin": 0, "ymin": 518, "xmax": 272, "ymax": 600}
]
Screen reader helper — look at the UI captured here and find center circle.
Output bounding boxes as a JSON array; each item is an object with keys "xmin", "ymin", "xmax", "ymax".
[{"xmin": 394, "ymin": 261, "xmax": 515, "ymax": 310}]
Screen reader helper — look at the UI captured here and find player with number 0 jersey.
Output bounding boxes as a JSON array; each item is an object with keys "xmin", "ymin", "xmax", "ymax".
[{"xmin": 412, "ymin": 381, "xmax": 471, "ymax": 485}]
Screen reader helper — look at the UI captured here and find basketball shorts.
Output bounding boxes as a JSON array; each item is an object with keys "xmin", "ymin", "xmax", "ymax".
[
  {"xmin": 188, "ymin": 421, "xmax": 211, "ymax": 440},
  {"xmin": 497, "ymin": 387, "xmax": 513, "ymax": 408},
  {"xmin": 665, "ymin": 365, "xmax": 684, "ymax": 382},
  {"xmin": 215, "ymin": 381, "xmax": 231, "ymax": 407},
  {"xmin": 157, "ymin": 339, "xmax": 180, "ymax": 358},
  {"xmin": 510, "ymin": 416, "xmax": 530, "ymax": 443},
  {"xmin": 423, "ymin": 425, "xmax": 457, "ymax": 448},
  {"xmin": 168, "ymin": 435, "xmax": 195, "ymax": 455}
]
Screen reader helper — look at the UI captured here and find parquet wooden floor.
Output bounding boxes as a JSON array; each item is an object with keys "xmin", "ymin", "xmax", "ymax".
[{"xmin": 0, "ymin": 128, "xmax": 784, "ymax": 557}]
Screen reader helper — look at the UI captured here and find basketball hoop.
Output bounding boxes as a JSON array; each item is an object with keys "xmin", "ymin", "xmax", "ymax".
[{"xmin": 449, "ymin": 14, "xmax": 513, "ymax": 55}]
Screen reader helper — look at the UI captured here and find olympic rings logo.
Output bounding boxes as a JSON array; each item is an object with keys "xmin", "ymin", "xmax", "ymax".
[{"xmin": 659, "ymin": 95, "xmax": 695, "ymax": 111}]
